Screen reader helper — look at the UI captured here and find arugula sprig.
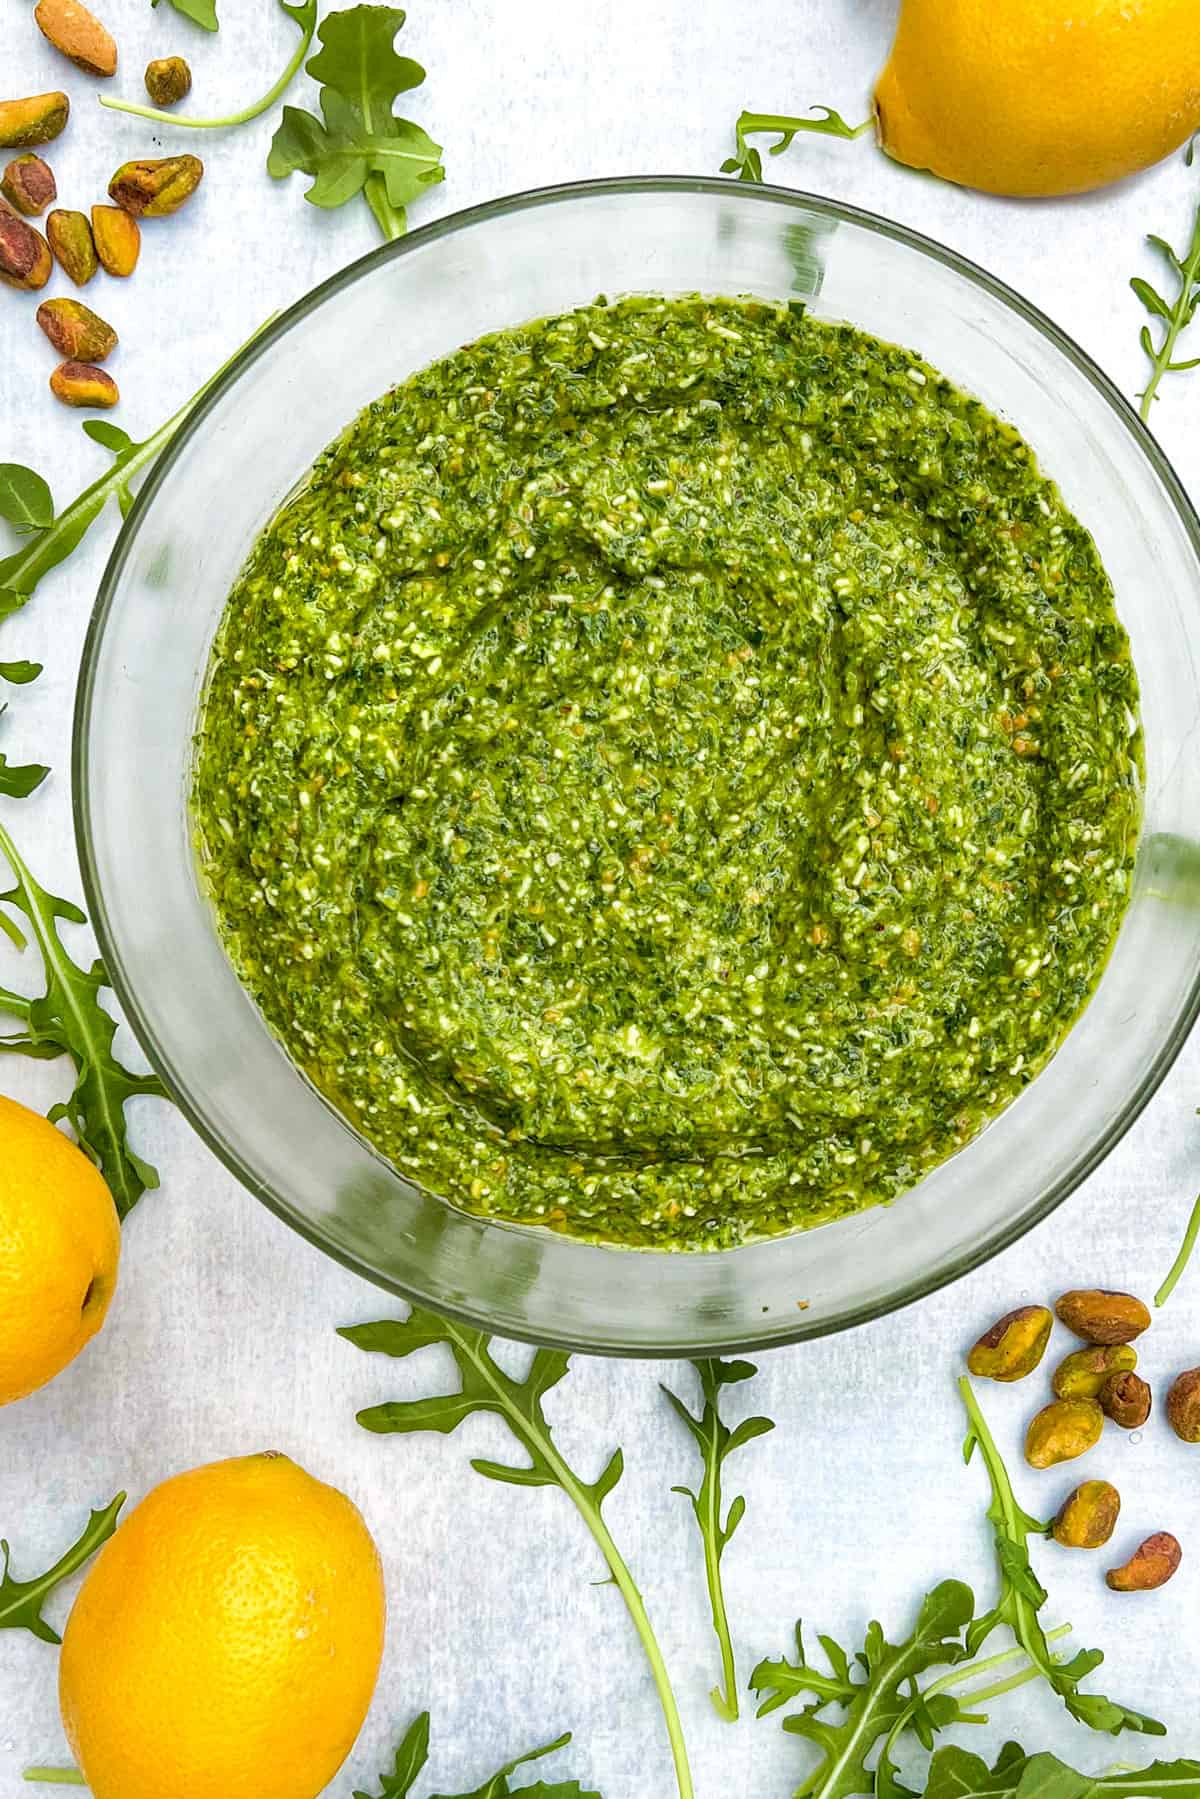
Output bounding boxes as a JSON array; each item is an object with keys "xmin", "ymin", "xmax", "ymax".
[
  {"xmin": 722, "ymin": 107, "xmax": 872, "ymax": 182},
  {"xmin": 340, "ymin": 1309, "xmax": 693, "ymax": 1799},
  {"xmin": 661, "ymin": 1357, "xmax": 773, "ymax": 1721},
  {"xmin": 752, "ymin": 1582, "xmax": 979, "ymax": 1799},
  {"xmin": 959, "ymin": 1377, "xmax": 1161, "ymax": 1737},
  {"xmin": 923, "ymin": 1741, "xmax": 1200, "ymax": 1799},
  {"xmin": 1, "ymin": 1496, "xmax": 124, "ymax": 1643},
  {"xmin": 356, "ymin": 1711, "xmax": 600, "ymax": 1799},
  {"xmin": 0, "ymin": 823, "xmax": 165, "ymax": 1219},
  {"xmin": 104, "ymin": 0, "xmax": 316, "ymax": 131},
  {"xmin": 1133, "ymin": 187, "xmax": 1200, "ymax": 421},
  {"xmin": 268, "ymin": 5, "xmax": 444, "ymax": 241},
  {"xmin": 0, "ymin": 322, "xmax": 271, "ymax": 623},
  {"xmin": 752, "ymin": 1585, "xmax": 1081, "ymax": 1799}
]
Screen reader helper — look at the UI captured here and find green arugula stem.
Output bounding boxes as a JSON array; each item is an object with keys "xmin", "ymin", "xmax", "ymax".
[
  {"xmin": 1157, "ymin": 1191, "xmax": 1200, "ymax": 1306},
  {"xmin": 364, "ymin": 171, "xmax": 407, "ymax": 241},
  {"xmin": 100, "ymin": 0, "xmax": 315, "ymax": 129},
  {"xmin": 22, "ymin": 1772, "xmax": 85, "ymax": 1786},
  {"xmin": 923, "ymin": 1622, "xmax": 1072, "ymax": 1711},
  {"xmin": 446, "ymin": 1329, "xmax": 693, "ymax": 1799},
  {"xmin": 702, "ymin": 1494, "xmax": 737, "ymax": 1722}
]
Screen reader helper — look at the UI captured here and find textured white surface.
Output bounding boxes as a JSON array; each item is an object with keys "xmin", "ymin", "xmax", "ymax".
[{"xmin": 2, "ymin": 2, "xmax": 1200, "ymax": 1795}]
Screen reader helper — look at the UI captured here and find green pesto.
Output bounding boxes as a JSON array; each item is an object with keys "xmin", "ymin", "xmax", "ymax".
[{"xmin": 193, "ymin": 296, "xmax": 1142, "ymax": 1250}]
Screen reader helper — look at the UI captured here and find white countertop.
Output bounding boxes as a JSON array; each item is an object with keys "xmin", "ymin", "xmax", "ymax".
[{"xmin": 3, "ymin": 3, "xmax": 1200, "ymax": 1795}]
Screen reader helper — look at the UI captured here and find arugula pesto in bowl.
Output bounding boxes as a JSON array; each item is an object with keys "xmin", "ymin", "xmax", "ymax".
[{"xmin": 193, "ymin": 294, "xmax": 1141, "ymax": 1251}]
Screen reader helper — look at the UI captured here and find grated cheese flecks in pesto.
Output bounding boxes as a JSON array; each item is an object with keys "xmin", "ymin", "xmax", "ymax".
[{"xmin": 193, "ymin": 296, "xmax": 1142, "ymax": 1251}]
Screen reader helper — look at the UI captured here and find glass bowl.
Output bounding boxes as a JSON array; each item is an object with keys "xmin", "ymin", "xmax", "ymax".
[{"xmin": 75, "ymin": 178, "xmax": 1200, "ymax": 1356}]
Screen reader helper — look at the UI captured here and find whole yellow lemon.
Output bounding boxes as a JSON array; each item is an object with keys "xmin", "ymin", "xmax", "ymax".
[
  {"xmin": 875, "ymin": 0, "xmax": 1200, "ymax": 197},
  {"xmin": 0, "ymin": 1094, "xmax": 120, "ymax": 1406},
  {"xmin": 60, "ymin": 1453, "xmax": 386, "ymax": 1799}
]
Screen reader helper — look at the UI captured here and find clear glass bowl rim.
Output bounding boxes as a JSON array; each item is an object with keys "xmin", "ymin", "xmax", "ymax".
[{"xmin": 73, "ymin": 175, "xmax": 1200, "ymax": 1354}]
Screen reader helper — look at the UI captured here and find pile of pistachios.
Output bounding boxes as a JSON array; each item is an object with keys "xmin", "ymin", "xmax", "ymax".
[
  {"xmin": 968, "ymin": 1288, "xmax": 1200, "ymax": 1592},
  {"xmin": 0, "ymin": 0, "xmax": 203, "ymax": 409}
]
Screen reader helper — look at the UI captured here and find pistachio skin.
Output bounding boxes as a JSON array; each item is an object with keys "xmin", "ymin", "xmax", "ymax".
[
  {"xmin": 1025, "ymin": 1398, "xmax": 1104, "ymax": 1470},
  {"xmin": 0, "ymin": 213, "xmax": 52, "ymax": 290},
  {"xmin": 1051, "ymin": 1344, "xmax": 1137, "ymax": 1401},
  {"xmin": 967, "ymin": 1305, "xmax": 1053, "ymax": 1382},
  {"xmin": 1167, "ymin": 1368, "xmax": 1200, "ymax": 1443},
  {"xmin": 46, "ymin": 209, "xmax": 97, "ymax": 285},
  {"xmin": 36, "ymin": 298, "xmax": 117, "ymax": 362},
  {"xmin": 1055, "ymin": 1289, "xmax": 1151, "ymax": 1346},
  {"xmin": 1100, "ymin": 1371, "xmax": 1152, "ymax": 1429},
  {"xmin": 1106, "ymin": 1532, "xmax": 1182, "ymax": 1593},
  {"xmin": 144, "ymin": 56, "xmax": 192, "ymax": 106},
  {"xmin": 108, "ymin": 154, "xmax": 203, "ymax": 218},
  {"xmin": 49, "ymin": 360, "xmax": 118, "ymax": 408},
  {"xmin": 90, "ymin": 205, "xmax": 139, "ymax": 276},
  {"xmin": 1053, "ymin": 1480, "xmax": 1121, "ymax": 1550},
  {"xmin": 0, "ymin": 93, "xmax": 70, "ymax": 150},
  {"xmin": 1, "ymin": 154, "xmax": 56, "ymax": 216}
]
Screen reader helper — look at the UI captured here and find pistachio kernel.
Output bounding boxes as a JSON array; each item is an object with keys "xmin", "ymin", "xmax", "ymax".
[
  {"xmin": 1166, "ymin": 1368, "xmax": 1200, "ymax": 1443},
  {"xmin": 967, "ymin": 1304, "xmax": 1054, "ymax": 1382},
  {"xmin": 1052, "ymin": 1479, "xmax": 1121, "ymax": 1550},
  {"xmin": 1106, "ymin": 1532, "xmax": 1182, "ymax": 1593},
  {"xmin": 90, "ymin": 204, "xmax": 139, "ymax": 277},
  {"xmin": 46, "ymin": 208, "xmax": 97, "ymax": 285},
  {"xmin": 1025, "ymin": 1398, "xmax": 1104, "ymax": 1469},
  {"xmin": 108, "ymin": 154, "xmax": 203, "ymax": 218},
  {"xmin": 0, "ymin": 213, "xmax": 52, "ymax": 290},
  {"xmin": 0, "ymin": 92, "xmax": 70, "ymax": 150},
  {"xmin": 144, "ymin": 55, "xmax": 192, "ymax": 107},
  {"xmin": 0, "ymin": 153, "xmax": 56, "ymax": 217},
  {"xmin": 33, "ymin": 0, "xmax": 118, "ymax": 77},
  {"xmin": 49, "ymin": 360, "xmax": 119, "ymax": 409},
  {"xmin": 1100, "ymin": 1370, "xmax": 1152, "ymax": 1430},
  {"xmin": 1055, "ymin": 1289, "xmax": 1151, "ymax": 1346},
  {"xmin": 36, "ymin": 297, "xmax": 117, "ymax": 363},
  {"xmin": 1051, "ymin": 1343, "xmax": 1137, "ymax": 1401}
]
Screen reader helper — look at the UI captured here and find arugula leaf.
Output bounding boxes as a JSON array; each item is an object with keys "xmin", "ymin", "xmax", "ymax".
[
  {"xmin": 661, "ymin": 1357, "xmax": 774, "ymax": 1720},
  {"xmin": 151, "ymin": 0, "xmax": 218, "ymax": 31},
  {"xmin": 0, "ymin": 1496, "xmax": 123, "ymax": 1643},
  {"xmin": 721, "ymin": 107, "xmax": 872, "ymax": 182},
  {"xmin": 0, "ymin": 466, "xmax": 53, "ymax": 533},
  {"xmin": 104, "ymin": 0, "xmax": 316, "ymax": 130},
  {"xmin": 751, "ymin": 1581, "xmax": 975, "ymax": 1799},
  {"xmin": 268, "ymin": 4, "xmax": 445, "ymax": 241},
  {"xmin": 355, "ymin": 1713, "xmax": 431, "ymax": 1798},
  {"xmin": 1157, "ymin": 1190, "xmax": 1200, "ymax": 1306},
  {"xmin": 429, "ymin": 1732, "xmax": 591, "ymax": 1799},
  {"xmin": 0, "ymin": 821, "xmax": 166, "ymax": 1219},
  {"xmin": 959, "ymin": 1377, "xmax": 1162, "ymax": 1737},
  {"xmin": 0, "ymin": 747, "xmax": 48, "ymax": 800},
  {"xmin": 924, "ymin": 1741, "xmax": 1200, "ymax": 1799},
  {"xmin": 1, "ymin": 322, "xmax": 271, "ymax": 622},
  {"xmin": 1133, "ymin": 184, "xmax": 1200, "ymax": 421},
  {"xmin": 340, "ymin": 1310, "xmax": 693, "ymax": 1799},
  {"xmin": 355, "ymin": 1714, "xmax": 599, "ymax": 1799}
]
